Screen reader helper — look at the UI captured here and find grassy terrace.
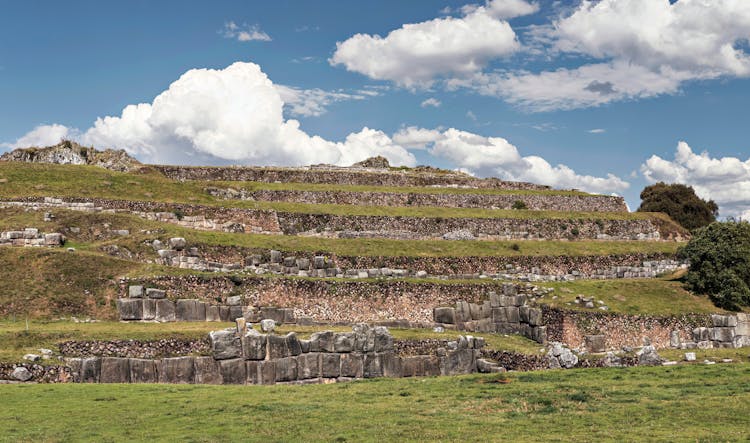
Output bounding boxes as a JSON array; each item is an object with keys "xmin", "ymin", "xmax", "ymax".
[
  {"xmin": 0, "ymin": 207, "xmax": 682, "ymax": 258},
  {"xmin": 2, "ymin": 365, "xmax": 750, "ymax": 441},
  {"xmin": 0, "ymin": 163, "xmax": 657, "ymax": 223}
]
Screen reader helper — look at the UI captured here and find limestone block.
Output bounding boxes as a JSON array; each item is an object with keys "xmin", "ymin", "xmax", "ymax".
[
  {"xmin": 219, "ymin": 306, "xmax": 231, "ymax": 322},
  {"xmin": 363, "ymin": 354, "xmax": 383, "ymax": 378},
  {"xmin": 176, "ymin": 299, "xmax": 206, "ymax": 321},
  {"xmin": 468, "ymin": 303, "xmax": 482, "ymax": 321},
  {"xmin": 270, "ymin": 250, "xmax": 282, "ymax": 263},
  {"xmin": 299, "ymin": 339, "xmax": 311, "ymax": 353},
  {"xmin": 168, "ymin": 237, "xmax": 186, "ymax": 250},
  {"xmin": 220, "ymin": 358, "xmax": 247, "ymax": 385},
  {"xmin": 670, "ymin": 330, "xmax": 681, "ymax": 348},
  {"xmin": 489, "ymin": 292, "xmax": 501, "ymax": 308},
  {"xmin": 504, "ymin": 306, "xmax": 520, "ymax": 323},
  {"xmin": 192, "ymin": 357, "xmax": 222, "ymax": 385},
  {"xmin": 286, "ymin": 332, "xmax": 303, "ymax": 356},
  {"xmin": 491, "ymin": 307, "xmax": 507, "ymax": 323},
  {"xmin": 310, "ymin": 331, "xmax": 335, "ymax": 352},
  {"xmin": 260, "ymin": 319, "xmax": 276, "ymax": 333},
  {"xmin": 477, "ymin": 318, "xmax": 495, "ymax": 333},
  {"xmin": 712, "ymin": 314, "xmax": 737, "ymax": 327},
  {"xmin": 267, "ymin": 334, "xmax": 290, "ymax": 359},
  {"xmin": 44, "ymin": 233, "xmax": 64, "ymax": 245},
  {"xmin": 142, "ymin": 299, "xmax": 156, "ymax": 321},
  {"xmin": 531, "ymin": 326, "xmax": 547, "ymax": 344},
  {"xmin": 519, "ymin": 306, "xmax": 530, "ymax": 323},
  {"xmin": 373, "ymin": 326, "xmax": 393, "ymax": 352},
  {"xmin": 340, "ymin": 353, "xmax": 364, "ymax": 378},
  {"xmin": 443, "ymin": 349, "xmax": 476, "ymax": 376},
  {"xmin": 118, "ymin": 298, "xmax": 143, "ymax": 321},
  {"xmin": 128, "ymin": 285, "xmax": 144, "ymax": 298},
  {"xmin": 283, "ymin": 257, "xmax": 296, "ymax": 267},
  {"xmin": 210, "ymin": 329, "xmax": 241, "ymax": 360},
  {"xmin": 477, "ymin": 359, "xmax": 504, "ymax": 373},
  {"xmin": 710, "ymin": 327, "xmax": 735, "ymax": 342},
  {"xmin": 146, "ymin": 288, "xmax": 166, "ymax": 299},
  {"xmin": 736, "ymin": 321, "xmax": 750, "ymax": 336},
  {"xmin": 352, "ymin": 324, "xmax": 374, "ymax": 352},
  {"xmin": 321, "ymin": 353, "xmax": 341, "ymax": 378},
  {"xmin": 259, "ymin": 307, "xmax": 286, "ymax": 324},
  {"xmin": 206, "ymin": 306, "xmax": 221, "ymax": 322},
  {"xmin": 81, "ymin": 357, "xmax": 101, "ymax": 383},
  {"xmin": 129, "ymin": 358, "xmax": 158, "ymax": 383},
  {"xmin": 381, "ymin": 352, "xmax": 402, "ymax": 377},
  {"xmin": 496, "ymin": 323, "xmax": 522, "ymax": 334},
  {"xmin": 225, "ymin": 295, "xmax": 242, "ymax": 306},
  {"xmin": 297, "ymin": 353, "xmax": 321, "ymax": 380},
  {"xmin": 242, "ymin": 330, "xmax": 267, "ymax": 360},
  {"xmin": 527, "ymin": 308, "xmax": 543, "ymax": 326},
  {"xmin": 282, "ymin": 308, "xmax": 296, "ymax": 324},
  {"xmin": 12, "ymin": 366, "xmax": 33, "ymax": 382},
  {"xmin": 333, "ymin": 333, "xmax": 355, "ymax": 353},
  {"xmin": 275, "ymin": 357, "xmax": 298, "ymax": 382},
  {"xmin": 433, "ymin": 307, "xmax": 456, "ymax": 324},
  {"xmin": 258, "ymin": 361, "xmax": 276, "ymax": 385},
  {"xmin": 100, "ymin": 358, "xmax": 129, "ymax": 384},
  {"xmin": 693, "ymin": 327, "xmax": 710, "ymax": 342},
  {"xmin": 502, "ymin": 284, "xmax": 518, "ymax": 296},
  {"xmin": 585, "ymin": 335, "xmax": 606, "ymax": 353},
  {"xmin": 455, "ymin": 301, "xmax": 471, "ymax": 322},
  {"xmin": 65, "ymin": 358, "xmax": 83, "ymax": 383},
  {"xmin": 229, "ymin": 306, "xmax": 244, "ymax": 322},
  {"xmin": 246, "ymin": 361, "xmax": 260, "ymax": 385},
  {"xmin": 155, "ymin": 299, "xmax": 176, "ymax": 322},
  {"xmin": 296, "ymin": 258, "xmax": 310, "ymax": 270},
  {"xmin": 158, "ymin": 357, "xmax": 195, "ymax": 384},
  {"xmin": 401, "ymin": 356, "xmax": 423, "ymax": 377}
]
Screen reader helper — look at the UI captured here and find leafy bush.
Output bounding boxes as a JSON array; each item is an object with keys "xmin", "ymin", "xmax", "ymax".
[
  {"xmin": 511, "ymin": 200, "xmax": 527, "ymax": 210},
  {"xmin": 638, "ymin": 182, "xmax": 718, "ymax": 230},
  {"xmin": 680, "ymin": 221, "xmax": 750, "ymax": 310}
]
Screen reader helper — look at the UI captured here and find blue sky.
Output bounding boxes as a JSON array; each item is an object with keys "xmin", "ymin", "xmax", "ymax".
[{"xmin": 1, "ymin": 0, "xmax": 749, "ymax": 216}]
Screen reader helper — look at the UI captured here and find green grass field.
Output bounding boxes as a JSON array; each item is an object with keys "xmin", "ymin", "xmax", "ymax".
[{"xmin": 1, "ymin": 364, "xmax": 749, "ymax": 441}]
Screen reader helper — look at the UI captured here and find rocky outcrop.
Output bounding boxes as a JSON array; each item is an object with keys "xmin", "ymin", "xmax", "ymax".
[{"xmin": 0, "ymin": 140, "xmax": 141, "ymax": 172}]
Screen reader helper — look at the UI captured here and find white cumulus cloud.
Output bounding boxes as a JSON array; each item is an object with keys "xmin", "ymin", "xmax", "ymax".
[
  {"xmin": 274, "ymin": 85, "xmax": 374, "ymax": 117},
  {"xmin": 8, "ymin": 62, "xmax": 415, "ymax": 167},
  {"xmin": 641, "ymin": 141, "xmax": 750, "ymax": 217},
  {"xmin": 329, "ymin": 4, "xmax": 523, "ymax": 87},
  {"xmin": 420, "ymin": 98, "xmax": 442, "ymax": 108},
  {"xmin": 2, "ymin": 123, "xmax": 76, "ymax": 150}
]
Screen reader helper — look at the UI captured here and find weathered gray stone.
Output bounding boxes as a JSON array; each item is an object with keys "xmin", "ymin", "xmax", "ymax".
[
  {"xmin": 158, "ymin": 357, "xmax": 195, "ymax": 384},
  {"xmin": 711, "ymin": 314, "xmax": 737, "ymax": 327},
  {"xmin": 710, "ymin": 327, "xmax": 735, "ymax": 342},
  {"xmin": 585, "ymin": 335, "xmax": 606, "ymax": 353},
  {"xmin": 334, "ymin": 333, "xmax": 355, "ymax": 353},
  {"xmin": 693, "ymin": 327, "xmax": 710, "ymax": 342},
  {"xmin": 491, "ymin": 307, "xmax": 507, "ymax": 323},
  {"xmin": 219, "ymin": 358, "xmax": 246, "ymax": 385},
  {"xmin": 168, "ymin": 237, "xmax": 186, "ymax": 250},
  {"xmin": 191, "ymin": 357, "xmax": 221, "ymax": 385},
  {"xmin": 310, "ymin": 331, "xmax": 335, "ymax": 352},
  {"xmin": 258, "ymin": 361, "xmax": 276, "ymax": 385},
  {"xmin": 241, "ymin": 330, "xmax": 267, "ymax": 360},
  {"xmin": 373, "ymin": 326, "xmax": 393, "ymax": 352},
  {"xmin": 637, "ymin": 345, "xmax": 663, "ymax": 366},
  {"xmin": 219, "ymin": 306, "xmax": 232, "ymax": 322},
  {"xmin": 246, "ymin": 361, "xmax": 260, "ymax": 385},
  {"xmin": 226, "ymin": 295, "xmax": 242, "ymax": 306},
  {"xmin": 155, "ymin": 299, "xmax": 176, "ymax": 322},
  {"xmin": 229, "ymin": 306, "xmax": 244, "ymax": 322},
  {"xmin": 146, "ymin": 288, "xmax": 166, "ymax": 299},
  {"xmin": 504, "ymin": 306, "xmax": 520, "ymax": 323},
  {"xmin": 270, "ymin": 250, "xmax": 282, "ymax": 263},
  {"xmin": 100, "ymin": 357, "xmax": 130, "ymax": 383},
  {"xmin": 282, "ymin": 308, "xmax": 296, "ymax": 324},
  {"xmin": 210, "ymin": 330, "xmax": 241, "ymax": 360},
  {"xmin": 130, "ymin": 358, "xmax": 158, "ymax": 383},
  {"xmin": 670, "ymin": 330, "xmax": 681, "ymax": 348},
  {"xmin": 527, "ymin": 308, "xmax": 543, "ymax": 326},
  {"xmin": 684, "ymin": 352, "xmax": 697, "ymax": 362},
  {"xmin": 476, "ymin": 358, "xmax": 504, "ymax": 373},
  {"xmin": 267, "ymin": 334, "xmax": 290, "ymax": 359},
  {"xmin": 340, "ymin": 353, "xmax": 363, "ymax": 378},
  {"xmin": 118, "ymin": 298, "xmax": 143, "ymax": 321},
  {"xmin": 363, "ymin": 354, "xmax": 383, "ymax": 378},
  {"xmin": 286, "ymin": 332, "xmax": 303, "ymax": 356},
  {"xmin": 380, "ymin": 352, "xmax": 402, "ymax": 377},
  {"xmin": 260, "ymin": 319, "xmax": 276, "ymax": 332},
  {"xmin": 206, "ymin": 305, "xmax": 221, "ymax": 322},
  {"xmin": 11, "ymin": 366, "xmax": 32, "ymax": 381},
  {"xmin": 80, "ymin": 357, "xmax": 101, "ymax": 383},
  {"xmin": 496, "ymin": 322, "xmax": 522, "ymax": 334},
  {"xmin": 259, "ymin": 307, "xmax": 286, "ymax": 324},
  {"xmin": 502, "ymin": 283, "xmax": 518, "ymax": 296},
  {"xmin": 128, "ymin": 285, "xmax": 144, "ymax": 298},
  {"xmin": 455, "ymin": 301, "xmax": 471, "ymax": 323},
  {"xmin": 321, "ymin": 353, "xmax": 341, "ymax": 378},
  {"xmin": 275, "ymin": 357, "xmax": 298, "ymax": 382},
  {"xmin": 443, "ymin": 349, "xmax": 476, "ymax": 375},
  {"xmin": 142, "ymin": 299, "xmax": 156, "ymax": 321},
  {"xmin": 297, "ymin": 353, "xmax": 321, "ymax": 379},
  {"xmin": 433, "ymin": 307, "xmax": 456, "ymax": 324}
]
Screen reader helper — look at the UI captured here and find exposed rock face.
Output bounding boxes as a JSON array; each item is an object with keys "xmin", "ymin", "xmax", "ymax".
[
  {"xmin": 0, "ymin": 140, "xmax": 140, "ymax": 172},
  {"xmin": 352, "ymin": 156, "xmax": 390, "ymax": 169}
]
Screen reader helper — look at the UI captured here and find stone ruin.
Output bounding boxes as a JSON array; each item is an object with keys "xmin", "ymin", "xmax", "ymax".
[
  {"xmin": 61, "ymin": 323, "xmax": 503, "ymax": 385},
  {"xmin": 674, "ymin": 314, "xmax": 750, "ymax": 350},
  {"xmin": 433, "ymin": 284, "xmax": 548, "ymax": 344},
  {"xmin": 0, "ymin": 228, "xmax": 64, "ymax": 247}
]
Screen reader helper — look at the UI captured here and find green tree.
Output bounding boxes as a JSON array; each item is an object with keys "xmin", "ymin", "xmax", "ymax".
[
  {"xmin": 680, "ymin": 221, "xmax": 750, "ymax": 310},
  {"xmin": 637, "ymin": 182, "xmax": 718, "ymax": 230}
]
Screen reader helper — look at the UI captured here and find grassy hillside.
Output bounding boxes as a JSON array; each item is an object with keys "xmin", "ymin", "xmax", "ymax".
[{"xmin": 2, "ymin": 365, "xmax": 749, "ymax": 441}]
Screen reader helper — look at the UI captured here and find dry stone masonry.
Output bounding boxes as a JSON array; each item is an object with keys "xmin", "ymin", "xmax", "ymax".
[{"xmin": 0, "ymin": 228, "xmax": 64, "ymax": 247}]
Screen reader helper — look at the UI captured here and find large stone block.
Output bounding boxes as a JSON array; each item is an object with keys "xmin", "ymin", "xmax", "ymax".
[
  {"xmin": 491, "ymin": 307, "xmax": 507, "ymax": 323},
  {"xmin": 242, "ymin": 330, "xmax": 267, "ymax": 360},
  {"xmin": 334, "ymin": 333, "xmax": 355, "ymax": 353},
  {"xmin": 129, "ymin": 285, "xmax": 144, "ymax": 298},
  {"xmin": 246, "ymin": 361, "xmax": 260, "ymax": 385},
  {"xmin": 260, "ymin": 307, "xmax": 287, "ymax": 324},
  {"xmin": 380, "ymin": 352, "xmax": 402, "ymax": 377},
  {"xmin": 229, "ymin": 306, "xmax": 244, "ymax": 322},
  {"xmin": 712, "ymin": 314, "xmax": 737, "ymax": 327},
  {"xmin": 531, "ymin": 326, "xmax": 547, "ymax": 344},
  {"xmin": 297, "ymin": 353, "xmax": 321, "ymax": 380},
  {"xmin": 65, "ymin": 358, "xmax": 83, "ymax": 383},
  {"xmin": 129, "ymin": 358, "xmax": 158, "ymax": 383},
  {"xmin": 401, "ymin": 356, "xmax": 423, "ymax": 377},
  {"xmin": 206, "ymin": 306, "xmax": 221, "ymax": 322},
  {"xmin": 98, "ymin": 357, "xmax": 129, "ymax": 383},
  {"xmin": 194, "ymin": 357, "xmax": 222, "ymax": 385},
  {"xmin": 142, "ymin": 299, "xmax": 156, "ymax": 321},
  {"xmin": 310, "ymin": 331, "xmax": 335, "ymax": 352},
  {"xmin": 275, "ymin": 357, "xmax": 298, "ymax": 382},
  {"xmin": 155, "ymin": 299, "xmax": 176, "ymax": 322},
  {"xmin": 502, "ymin": 283, "xmax": 518, "ymax": 296},
  {"xmin": 373, "ymin": 326, "xmax": 393, "ymax": 352},
  {"xmin": 321, "ymin": 353, "xmax": 341, "ymax": 378},
  {"xmin": 585, "ymin": 335, "xmax": 606, "ymax": 353},
  {"xmin": 286, "ymin": 332, "xmax": 302, "ymax": 356},
  {"xmin": 118, "ymin": 298, "xmax": 143, "ymax": 321},
  {"xmin": 693, "ymin": 327, "xmax": 710, "ymax": 342},
  {"xmin": 176, "ymin": 299, "xmax": 197, "ymax": 321},
  {"xmin": 519, "ymin": 306, "xmax": 530, "ymax": 323},
  {"xmin": 469, "ymin": 303, "xmax": 482, "ymax": 321},
  {"xmin": 710, "ymin": 327, "xmax": 735, "ymax": 342},
  {"xmin": 340, "ymin": 353, "xmax": 364, "ymax": 378},
  {"xmin": 433, "ymin": 307, "xmax": 456, "ymax": 324},
  {"xmin": 443, "ymin": 349, "xmax": 476, "ymax": 376},
  {"xmin": 146, "ymin": 288, "xmax": 166, "ymax": 299},
  {"xmin": 80, "ymin": 357, "xmax": 101, "ymax": 383},
  {"xmin": 363, "ymin": 354, "xmax": 383, "ymax": 378},
  {"xmin": 158, "ymin": 357, "xmax": 195, "ymax": 384},
  {"xmin": 267, "ymin": 334, "xmax": 290, "ymax": 359},
  {"xmin": 527, "ymin": 308, "xmax": 543, "ymax": 326},
  {"xmin": 496, "ymin": 323, "xmax": 522, "ymax": 334},
  {"xmin": 258, "ymin": 361, "xmax": 276, "ymax": 385},
  {"xmin": 352, "ymin": 324, "xmax": 374, "ymax": 352},
  {"xmin": 504, "ymin": 306, "xmax": 520, "ymax": 323},
  {"xmin": 455, "ymin": 301, "xmax": 471, "ymax": 323},
  {"xmin": 219, "ymin": 306, "xmax": 231, "ymax": 322},
  {"xmin": 210, "ymin": 329, "xmax": 241, "ymax": 360},
  {"xmin": 220, "ymin": 358, "xmax": 246, "ymax": 385}
]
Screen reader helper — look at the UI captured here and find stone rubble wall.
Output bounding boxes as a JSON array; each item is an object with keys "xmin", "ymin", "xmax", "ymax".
[
  {"xmin": 119, "ymin": 277, "xmax": 548, "ymax": 324},
  {"xmin": 432, "ymin": 284, "xmax": 549, "ymax": 344},
  {"xmin": 152, "ymin": 164, "xmax": 549, "ymax": 190},
  {"xmin": 57, "ymin": 338, "xmax": 210, "ymax": 359},
  {"xmin": 542, "ymin": 307, "xmax": 713, "ymax": 350},
  {"xmin": 686, "ymin": 314, "xmax": 750, "ymax": 350},
  {"xmin": 1, "ymin": 197, "xmax": 673, "ymax": 241},
  {"xmin": 58, "ymin": 325, "xmax": 499, "ymax": 385},
  {"xmin": 207, "ymin": 187, "xmax": 628, "ymax": 213},
  {"xmin": 0, "ymin": 228, "xmax": 64, "ymax": 247}
]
